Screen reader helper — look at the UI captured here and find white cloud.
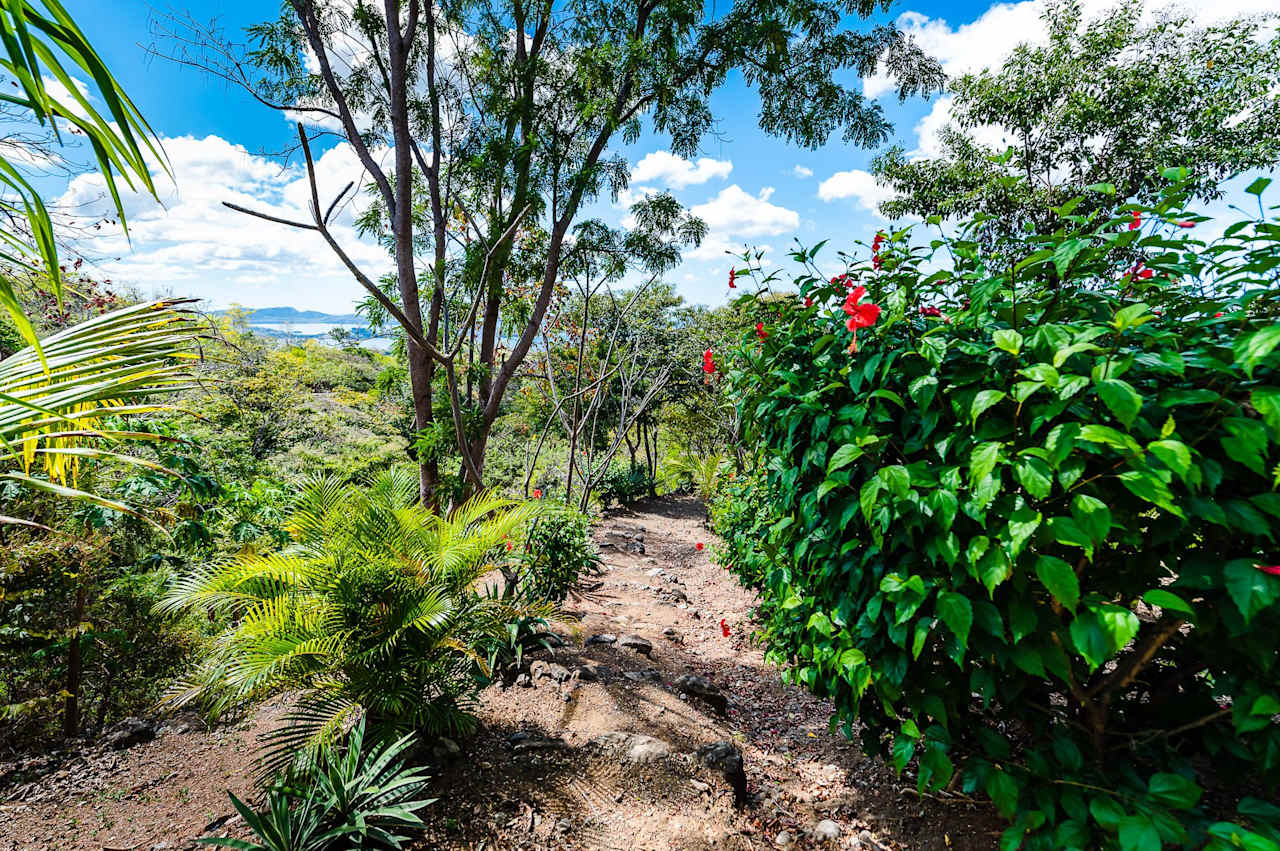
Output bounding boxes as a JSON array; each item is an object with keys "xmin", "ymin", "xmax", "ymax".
[
  {"xmin": 630, "ymin": 150, "xmax": 732, "ymax": 188},
  {"xmin": 817, "ymin": 170, "xmax": 894, "ymax": 218},
  {"xmin": 911, "ymin": 95, "xmax": 1015, "ymax": 160},
  {"xmin": 57, "ymin": 134, "xmax": 391, "ymax": 313},
  {"xmin": 865, "ymin": 0, "xmax": 1280, "ymax": 99},
  {"xmin": 793, "ymin": 165, "xmax": 813, "ymax": 178},
  {"xmin": 689, "ymin": 185, "xmax": 798, "ymax": 239}
]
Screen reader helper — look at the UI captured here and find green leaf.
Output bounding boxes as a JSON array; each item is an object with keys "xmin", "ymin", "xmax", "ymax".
[
  {"xmin": 828, "ymin": 443, "xmax": 863, "ymax": 473},
  {"xmin": 1052, "ymin": 237, "xmax": 1089, "ymax": 277},
  {"xmin": 994, "ymin": 329, "xmax": 1023, "ymax": 355},
  {"xmin": 972, "ymin": 390, "xmax": 1007, "ymax": 424},
  {"xmin": 1113, "ymin": 303, "xmax": 1152, "ymax": 333},
  {"xmin": 1220, "ymin": 418, "xmax": 1269, "ymax": 474},
  {"xmin": 1086, "ymin": 182, "xmax": 1115, "ymax": 195},
  {"xmin": 1142, "ymin": 589, "xmax": 1194, "ymax": 616},
  {"xmin": 1035, "ymin": 555, "xmax": 1080, "ymax": 612},
  {"xmin": 1148, "ymin": 773, "xmax": 1202, "ymax": 810},
  {"xmin": 1148, "ymin": 439, "xmax": 1192, "ymax": 482},
  {"xmin": 1235, "ymin": 326, "xmax": 1280, "ymax": 378},
  {"xmin": 1118, "ymin": 815, "xmax": 1162, "ymax": 851},
  {"xmin": 1224, "ymin": 559, "xmax": 1280, "ymax": 624},
  {"xmin": 986, "ymin": 769, "xmax": 1020, "ymax": 819},
  {"xmin": 1015, "ymin": 455, "xmax": 1053, "ymax": 499},
  {"xmin": 1007, "ymin": 506, "xmax": 1042, "ymax": 556},
  {"xmin": 1117, "ymin": 470, "xmax": 1183, "ymax": 517},
  {"xmin": 1245, "ymin": 176, "xmax": 1272, "ymax": 196},
  {"xmin": 1079, "ymin": 424, "xmax": 1142, "ymax": 453},
  {"xmin": 1091, "ymin": 797, "xmax": 1126, "ymax": 831},
  {"xmin": 1071, "ymin": 495, "xmax": 1111, "ymax": 543},
  {"xmin": 936, "ymin": 591, "xmax": 973, "ymax": 650},
  {"xmin": 1097, "ymin": 379, "xmax": 1143, "ymax": 428},
  {"xmin": 971, "ymin": 441, "xmax": 1003, "ymax": 483}
]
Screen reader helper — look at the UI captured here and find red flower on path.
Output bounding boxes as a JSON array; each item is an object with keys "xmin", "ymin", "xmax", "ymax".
[
  {"xmin": 696, "ymin": 542, "xmax": 704, "ymax": 552},
  {"xmin": 1129, "ymin": 210, "xmax": 1142, "ymax": 231},
  {"xmin": 756, "ymin": 321, "xmax": 768, "ymax": 341},
  {"xmin": 728, "ymin": 268, "xmax": 736, "ymax": 289},
  {"xmin": 1256, "ymin": 565, "xmax": 1280, "ymax": 577},
  {"xmin": 702, "ymin": 348, "xmax": 715, "ymax": 375},
  {"xmin": 533, "ymin": 488, "xmax": 543, "ymax": 499},
  {"xmin": 720, "ymin": 619, "xmax": 731, "ymax": 638}
]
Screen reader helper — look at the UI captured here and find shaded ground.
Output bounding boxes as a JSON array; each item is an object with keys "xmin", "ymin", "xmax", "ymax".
[{"xmin": 0, "ymin": 495, "xmax": 1003, "ymax": 850}]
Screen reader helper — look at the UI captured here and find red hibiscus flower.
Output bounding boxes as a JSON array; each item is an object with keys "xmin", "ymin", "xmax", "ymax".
[
  {"xmin": 533, "ymin": 488, "xmax": 542, "ymax": 499},
  {"xmin": 729, "ymin": 268, "xmax": 736, "ymax": 288},
  {"xmin": 842, "ymin": 286, "xmax": 882, "ymax": 353},
  {"xmin": 756, "ymin": 321, "xmax": 767, "ymax": 341},
  {"xmin": 720, "ymin": 619, "xmax": 730, "ymax": 637},
  {"xmin": 1129, "ymin": 210, "xmax": 1142, "ymax": 231},
  {"xmin": 696, "ymin": 542, "xmax": 704, "ymax": 552},
  {"xmin": 1256, "ymin": 565, "xmax": 1280, "ymax": 577}
]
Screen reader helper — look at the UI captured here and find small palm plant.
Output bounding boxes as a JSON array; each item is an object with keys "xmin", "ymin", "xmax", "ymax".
[{"xmin": 159, "ymin": 468, "xmax": 552, "ymax": 774}]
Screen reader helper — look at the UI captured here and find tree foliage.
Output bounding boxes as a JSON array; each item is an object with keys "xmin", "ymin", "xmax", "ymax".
[{"xmin": 873, "ymin": 1, "xmax": 1280, "ymax": 237}]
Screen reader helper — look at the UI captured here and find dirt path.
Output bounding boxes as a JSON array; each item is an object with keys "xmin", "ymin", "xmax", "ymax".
[
  {"xmin": 413, "ymin": 496, "xmax": 1002, "ymax": 850},
  {"xmin": 0, "ymin": 496, "xmax": 1002, "ymax": 850}
]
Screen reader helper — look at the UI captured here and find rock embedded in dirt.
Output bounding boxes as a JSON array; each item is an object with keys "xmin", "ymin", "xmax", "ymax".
[
  {"xmin": 674, "ymin": 674, "xmax": 728, "ymax": 715},
  {"xmin": 432, "ymin": 737, "xmax": 462, "ymax": 762},
  {"xmin": 101, "ymin": 717, "xmax": 156, "ymax": 750},
  {"xmin": 591, "ymin": 731, "xmax": 673, "ymax": 764},
  {"xmin": 622, "ymin": 669, "xmax": 663, "ymax": 683},
  {"xmin": 775, "ymin": 829, "xmax": 794, "ymax": 847},
  {"xmin": 514, "ymin": 672, "xmax": 532, "ymax": 688},
  {"xmin": 698, "ymin": 741, "xmax": 750, "ymax": 808},
  {"xmin": 530, "ymin": 660, "xmax": 574, "ymax": 683},
  {"xmin": 619, "ymin": 634, "xmax": 653, "ymax": 656},
  {"xmin": 812, "ymin": 819, "xmax": 842, "ymax": 842},
  {"xmin": 585, "ymin": 632, "xmax": 617, "ymax": 647},
  {"xmin": 508, "ymin": 732, "xmax": 569, "ymax": 754}
]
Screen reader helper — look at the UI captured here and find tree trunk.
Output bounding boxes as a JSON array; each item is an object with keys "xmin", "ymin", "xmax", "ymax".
[{"xmin": 63, "ymin": 583, "xmax": 86, "ymax": 738}]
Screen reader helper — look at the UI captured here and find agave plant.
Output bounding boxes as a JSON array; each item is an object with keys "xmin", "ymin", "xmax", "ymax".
[
  {"xmin": 201, "ymin": 720, "xmax": 434, "ymax": 851},
  {"xmin": 159, "ymin": 468, "xmax": 553, "ymax": 774},
  {"xmin": 0, "ymin": 298, "xmax": 202, "ymax": 522},
  {"xmin": 0, "ymin": 0, "xmax": 165, "ymax": 350}
]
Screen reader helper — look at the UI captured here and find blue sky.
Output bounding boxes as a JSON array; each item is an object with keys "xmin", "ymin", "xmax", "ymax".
[{"xmin": 53, "ymin": 0, "xmax": 1277, "ymax": 313}]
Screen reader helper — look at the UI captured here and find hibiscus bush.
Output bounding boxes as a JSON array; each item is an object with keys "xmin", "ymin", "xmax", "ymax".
[{"xmin": 719, "ymin": 175, "xmax": 1280, "ymax": 850}]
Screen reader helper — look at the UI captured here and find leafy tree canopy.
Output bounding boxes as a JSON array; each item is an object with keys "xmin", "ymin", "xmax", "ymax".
[{"xmin": 872, "ymin": 0, "xmax": 1280, "ymax": 235}]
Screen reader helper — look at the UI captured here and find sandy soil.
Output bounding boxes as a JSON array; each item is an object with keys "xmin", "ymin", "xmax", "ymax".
[{"xmin": 0, "ymin": 495, "xmax": 1003, "ymax": 850}]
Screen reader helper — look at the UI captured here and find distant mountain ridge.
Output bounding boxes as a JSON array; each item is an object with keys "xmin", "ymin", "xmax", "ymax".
[{"xmin": 222, "ymin": 306, "xmax": 364, "ymax": 324}]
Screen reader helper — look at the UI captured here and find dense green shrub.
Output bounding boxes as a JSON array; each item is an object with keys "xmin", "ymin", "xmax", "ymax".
[
  {"xmin": 598, "ymin": 462, "xmax": 653, "ymax": 505},
  {"xmin": 512, "ymin": 501, "xmax": 599, "ymax": 604},
  {"xmin": 720, "ymin": 178, "xmax": 1280, "ymax": 850}
]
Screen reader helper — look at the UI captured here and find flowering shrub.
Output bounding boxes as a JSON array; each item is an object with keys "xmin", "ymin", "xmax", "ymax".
[{"xmin": 720, "ymin": 177, "xmax": 1280, "ymax": 850}]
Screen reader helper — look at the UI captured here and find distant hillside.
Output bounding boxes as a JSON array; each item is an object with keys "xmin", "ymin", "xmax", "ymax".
[{"xmin": 224, "ymin": 306, "xmax": 363, "ymax": 324}]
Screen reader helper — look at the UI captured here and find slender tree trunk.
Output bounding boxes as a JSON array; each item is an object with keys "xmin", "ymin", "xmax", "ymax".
[{"xmin": 63, "ymin": 583, "xmax": 86, "ymax": 738}]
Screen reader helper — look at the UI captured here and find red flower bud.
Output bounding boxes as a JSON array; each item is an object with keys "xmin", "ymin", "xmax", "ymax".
[
  {"xmin": 756, "ymin": 321, "xmax": 767, "ymax": 341},
  {"xmin": 1129, "ymin": 210, "xmax": 1142, "ymax": 231},
  {"xmin": 1256, "ymin": 565, "xmax": 1280, "ymax": 576},
  {"xmin": 703, "ymin": 349, "xmax": 715, "ymax": 374},
  {"xmin": 695, "ymin": 542, "xmax": 704, "ymax": 551},
  {"xmin": 728, "ymin": 268, "xmax": 736, "ymax": 288}
]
